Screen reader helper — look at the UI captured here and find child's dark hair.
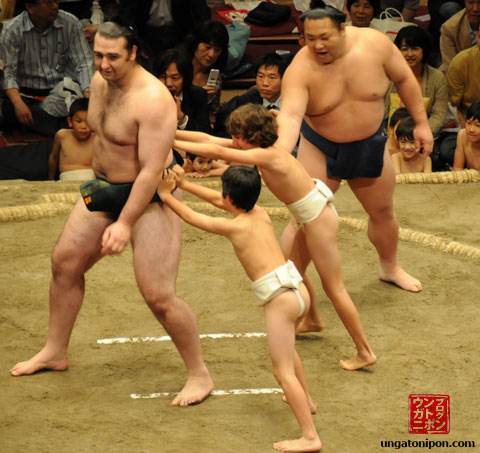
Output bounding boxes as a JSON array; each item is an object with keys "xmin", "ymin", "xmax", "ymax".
[
  {"xmin": 69, "ymin": 98, "xmax": 89, "ymax": 118},
  {"xmin": 226, "ymin": 104, "xmax": 278, "ymax": 148},
  {"xmin": 395, "ymin": 117, "xmax": 416, "ymax": 141},
  {"xmin": 221, "ymin": 166, "xmax": 261, "ymax": 212},
  {"xmin": 389, "ymin": 107, "xmax": 411, "ymax": 129},
  {"xmin": 186, "ymin": 152, "xmax": 199, "ymax": 161},
  {"xmin": 466, "ymin": 101, "xmax": 480, "ymax": 122}
]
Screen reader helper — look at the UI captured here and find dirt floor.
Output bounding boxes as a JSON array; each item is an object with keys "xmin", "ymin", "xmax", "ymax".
[{"xmin": 1, "ymin": 178, "xmax": 479, "ymax": 453}]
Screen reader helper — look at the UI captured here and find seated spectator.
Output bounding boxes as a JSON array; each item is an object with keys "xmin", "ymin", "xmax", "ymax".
[
  {"xmin": 453, "ymin": 100, "xmax": 480, "ymax": 169},
  {"xmin": 386, "ymin": 107, "xmax": 411, "ymax": 155},
  {"xmin": 392, "ymin": 116, "xmax": 433, "ymax": 173},
  {"xmin": 154, "ymin": 48, "xmax": 211, "ymax": 133},
  {"xmin": 385, "ymin": 26, "xmax": 448, "ymax": 136},
  {"xmin": 214, "ymin": 53, "xmax": 287, "ymax": 137},
  {"xmin": 183, "ymin": 152, "xmax": 228, "ymax": 178},
  {"xmin": 180, "ymin": 20, "xmax": 229, "ymax": 126},
  {"xmin": 439, "ymin": 0, "xmax": 480, "ymax": 74},
  {"xmin": 345, "ymin": 0, "xmax": 380, "ymax": 28},
  {"xmin": 116, "ymin": 0, "xmax": 210, "ymax": 71},
  {"xmin": 446, "ymin": 31, "xmax": 480, "ymax": 125},
  {"xmin": 0, "ymin": 0, "xmax": 94, "ymax": 137},
  {"xmin": 380, "ymin": 0, "xmax": 420, "ymax": 22},
  {"xmin": 48, "ymin": 98, "xmax": 94, "ymax": 181}
]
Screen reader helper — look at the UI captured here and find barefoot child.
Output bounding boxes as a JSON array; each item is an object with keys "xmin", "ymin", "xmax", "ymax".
[
  {"xmin": 158, "ymin": 165, "xmax": 322, "ymax": 452},
  {"xmin": 175, "ymin": 103, "xmax": 376, "ymax": 371},
  {"xmin": 453, "ymin": 101, "xmax": 480, "ymax": 171},
  {"xmin": 48, "ymin": 98, "xmax": 95, "ymax": 181},
  {"xmin": 391, "ymin": 117, "xmax": 432, "ymax": 174}
]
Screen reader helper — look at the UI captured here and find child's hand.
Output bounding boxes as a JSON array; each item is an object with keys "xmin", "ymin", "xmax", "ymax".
[
  {"xmin": 157, "ymin": 170, "xmax": 176, "ymax": 199},
  {"xmin": 187, "ymin": 172, "xmax": 210, "ymax": 179},
  {"xmin": 172, "ymin": 164, "xmax": 186, "ymax": 188}
]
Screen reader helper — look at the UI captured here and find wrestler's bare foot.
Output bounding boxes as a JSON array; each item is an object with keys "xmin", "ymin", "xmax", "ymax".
[
  {"xmin": 339, "ymin": 351, "xmax": 377, "ymax": 371},
  {"xmin": 10, "ymin": 348, "xmax": 68, "ymax": 376},
  {"xmin": 282, "ymin": 395, "xmax": 317, "ymax": 414},
  {"xmin": 295, "ymin": 318, "xmax": 325, "ymax": 335},
  {"xmin": 171, "ymin": 372, "xmax": 214, "ymax": 407},
  {"xmin": 379, "ymin": 265, "xmax": 422, "ymax": 293},
  {"xmin": 273, "ymin": 436, "xmax": 322, "ymax": 452}
]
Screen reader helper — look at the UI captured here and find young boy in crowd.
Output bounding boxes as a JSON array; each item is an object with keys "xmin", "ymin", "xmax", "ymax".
[
  {"xmin": 175, "ymin": 103, "xmax": 376, "ymax": 372},
  {"xmin": 453, "ymin": 101, "xmax": 480, "ymax": 171},
  {"xmin": 183, "ymin": 152, "xmax": 228, "ymax": 178},
  {"xmin": 386, "ymin": 107, "xmax": 411, "ymax": 156},
  {"xmin": 48, "ymin": 98, "xmax": 95, "ymax": 181},
  {"xmin": 157, "ymin": 165, "xmax": 322, "ymax": 453},
  {"xmin": 392, "ymin": 117, "xmax": 432, "ymax": 174}
]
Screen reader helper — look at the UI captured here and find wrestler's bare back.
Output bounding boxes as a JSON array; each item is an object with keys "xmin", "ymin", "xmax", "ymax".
[
  {"xmin": 88, "ymin": 69, "xmax": 174, "ymax": 182},
  {"xmin": 290, "ymin": 26, "xmax": 394, "ymax": 142}
]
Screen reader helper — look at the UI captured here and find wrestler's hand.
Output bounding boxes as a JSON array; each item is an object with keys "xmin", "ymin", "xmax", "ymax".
[
  {"xmin": 172, "ymin": 165, "xmax": 186, "ymax": 188},
  {"xmin": 414, "ymin": 122, "xmax": 433, "ymax": 157},
  {"xmin": 101, "ymin": 220, "xmax": 131, "ymax": 255},
  {"xmin": 157, "ymin": 170, "xmax": 176, "ymax": 199}
]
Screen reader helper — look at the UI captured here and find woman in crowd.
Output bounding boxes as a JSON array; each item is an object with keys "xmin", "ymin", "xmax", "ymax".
[
  {"xmin": 345, "ymin": 0, "xmax": 380, "ymax": 28},
  {"xmin": 180, "ymin": 20, "xmax": 229, "ymax": 126},
  {"xmin": 154, "ymin": 48, "xmax": 211, "ymax": 133},
  {"xmin": 385, "ymin": 25, "xmax": 448, "ymax": 136}
]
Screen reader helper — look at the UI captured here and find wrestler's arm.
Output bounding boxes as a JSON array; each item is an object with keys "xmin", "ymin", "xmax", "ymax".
[
  {"xmin": 274, "ymin": 56, "xmax": 309, "ymax": 153},
  {"xmin": 102, "ymin": 89, "xmax": 175, "ymax": 255},
  {"xmin": 452, "ymin": 130, "xmax": 466, "ymax": 171},
  {"xmin": 384, "ymin": 38, "xmax": 433, "ymax": 156},
  {"xmin": 173, "ymin": 140, "xmax": 272, "ymax": 167},
  {"xmin": 176, "ymin": 130, "xmax": 233, "ymax": 147},
  {"xmin": 48, "ymin": 130, "xmax": 63, "ymax": 180},
  {"xmin": 171, "ymin": 167, "xmax": 226, "ymax": 210},
  {"xmin": 158, "ymin": 174, "xmax": 234, "ymax": 237}
]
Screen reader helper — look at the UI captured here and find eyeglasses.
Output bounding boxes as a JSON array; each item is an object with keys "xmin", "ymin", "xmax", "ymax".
[{"xmin": 35, "ymin": 0, "xmax": 59, "ymax": 6}]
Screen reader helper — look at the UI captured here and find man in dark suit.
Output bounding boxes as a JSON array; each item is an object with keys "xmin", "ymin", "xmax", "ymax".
[
  {"xmin": 155, "ymin": 48, "xmax": 211, "ymax": 133},
  {"xmin": 118, "ymin": 0, "xmax": 210, "ymax": 61},
  {"xmin": 214, "ymin": 53, "xmax": 287, "ymax": 137}
]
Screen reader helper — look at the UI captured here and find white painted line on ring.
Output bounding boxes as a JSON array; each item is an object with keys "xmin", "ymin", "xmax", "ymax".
[
  {"xmin": 130, "ymin": 388, "xmax": 283, "ymax": 399},
  {"xmin": 97, "ymin": 332, "xmax": 267, "ymax": 344}
]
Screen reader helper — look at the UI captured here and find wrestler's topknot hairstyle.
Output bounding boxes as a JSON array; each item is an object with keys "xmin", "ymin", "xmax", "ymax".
[
  {"xmin": 466, "ymin": 100, "xmax": 480, "ymax": 123},
  {"xmin": 226, "ymin": 104, "xmax": 278, "ymax": 148},
  {"xmin": 221, "ymin": 166, "xmax": 261, "ymax": 212},
  {"xmin": 395, "ymin": 117, "xmax": 416, "ymax": 141},
  {"xmin": 97, "ymin": 20, "xmax": 140, "ymax": 53},
  {"xmin": 301, "ymin": 3, "xmax": 347, "ymax": 29},
  {"xmin": 68, "ymin": 98, "xmax": 89, "ymax": 118}
]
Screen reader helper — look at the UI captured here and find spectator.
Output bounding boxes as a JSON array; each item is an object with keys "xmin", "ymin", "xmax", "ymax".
[
  {"xmin": 453, "ymin": 99, "xmax": 480, "ymax": 169},
  {"xmin": 446, "ymin": 31, "xmax": 480, "ymax": 125},
  {"xmin": 180, "ymin": 20, "xmax": 229, "ymax": 126},
  {"xmin": 439, "ymin": 0, "xmax": 480, "ymax": 73},
  {"xmin": 345, "ymin": 0, "xmax": 380, "ymax": 28},
  {"xmin": 427, "ymin": 0, "xmax": 463, "ymax": 50},
  {"xmin": 0, "ymin": 0, "xmax": 94, "ymax": 136},
  {"xmin": 214, "ymin": 53, "xmax": 287, "ymax": 137},
  {"xmin": 385, "ymin": 26, "xmax": 448, "ymax": 136},
  {"xmin": 116, "ymin": 0, "xmax": 210, "ymax": 68},
  {"xmin": 380, "ymin": 0, "xmax": 420, "ymax": 22},
  {"xmin": 155, "ymin": 48, "xmax": 211, "ymax": 133}
]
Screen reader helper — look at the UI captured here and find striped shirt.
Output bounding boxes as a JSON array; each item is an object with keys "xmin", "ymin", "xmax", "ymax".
[{"xmin": 0, "ymin": 10, "xmax": 94, "ymax": 92}]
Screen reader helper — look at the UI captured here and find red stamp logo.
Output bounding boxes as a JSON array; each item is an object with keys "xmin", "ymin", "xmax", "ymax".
[{"xmin": 408, "ymin": 394, "xmax": 450, "ymax": 434}]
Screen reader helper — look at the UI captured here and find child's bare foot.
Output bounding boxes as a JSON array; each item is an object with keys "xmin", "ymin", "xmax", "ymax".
[
  {"xmin": 273, "ymin": 436, "xmax": 322, "ymax": 452},
  {"xmin": 339, "ymin": 351, "xmax": 377, "ymax": 371},
  {"xmin": 10, "ymin": 348, "xmax": 68, "ymax": 376},
  {"xmin": 171, "ymin": 373, "xmax": 214, "ymax": 406},
  {"xmin": 282, "ymin": 395, "xmax": 317, "ymax": 414},
  {"xmin": 295, "ymin": 318, "xmax": 325, "ymax": 334},
  {"xmin": 379, "ymin": 265, "xmax": 422, "ymax": 292}
]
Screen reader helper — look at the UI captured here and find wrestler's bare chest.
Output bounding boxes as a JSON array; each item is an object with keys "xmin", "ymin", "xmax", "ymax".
[{"xmin": 88, "ymin": 86, "xmax": 137, "ymax": 146}]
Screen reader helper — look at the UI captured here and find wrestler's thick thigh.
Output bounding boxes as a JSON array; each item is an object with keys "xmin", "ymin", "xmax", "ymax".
[
  {"xmin": 52, "ymin": 199, "xmax": 112, "ymax": 273},
  {"xmin": 347, "ymin": 148, "xmax": 396, "ymax": 219},
  {"xmin": 131, "ymin": 198, "xmax": 182, "ymax": 301},
  {"xmin": 297, "ymin": 135, "xmax": 341, "ymax": 193}
]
